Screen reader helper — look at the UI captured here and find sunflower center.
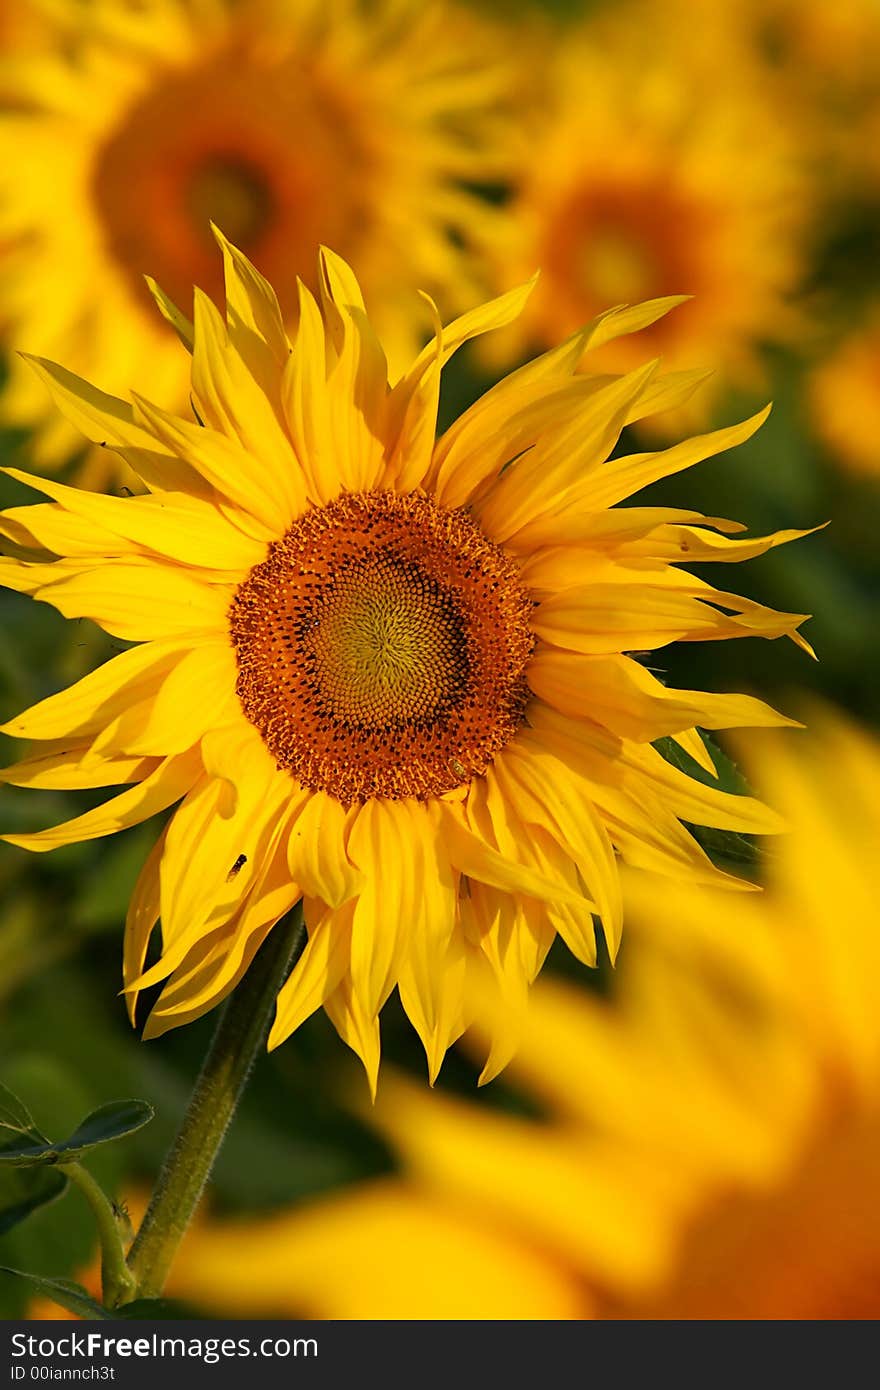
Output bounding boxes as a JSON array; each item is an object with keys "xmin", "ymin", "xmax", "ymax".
[
  {"xmin": 578, "ymin": 229, "xmax": 657, "ymax": 306},
  {"xmin": 91, "ymin": 49, "xmax": 369, "ymax": 318},
  {"xmin": 185, "ymin": 156, "xmax": 274, "ymax": 252},
  {"xmin": 541, "ymin": 177, "xmax": 710, "ymax": 337},
  {"xmin": 229, "ymin": 491, "xmax": 535, "ymax": 803}
]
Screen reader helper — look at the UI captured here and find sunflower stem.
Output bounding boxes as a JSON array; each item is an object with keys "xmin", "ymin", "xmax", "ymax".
[
  {"xmin": 60, "ymin": 1161, "xmax": 138, "ymax": 1310},
  {"xmin": 123, "ymin": 907, "xmax": 305, "ymax": 1303}
]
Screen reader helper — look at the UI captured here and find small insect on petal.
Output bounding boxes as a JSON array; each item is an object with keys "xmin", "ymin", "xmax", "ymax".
[{"xmin": 226, "ymin": 853, "xmax": 247, "ymax": 882}]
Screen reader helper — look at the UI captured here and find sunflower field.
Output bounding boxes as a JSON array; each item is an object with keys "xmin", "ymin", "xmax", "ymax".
[{"xmin": 1, "ymin": 0, "xmax": 878, "ymax": 1323}]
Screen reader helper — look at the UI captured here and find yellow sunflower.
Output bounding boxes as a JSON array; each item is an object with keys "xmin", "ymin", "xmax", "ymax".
[
  {"xmin": 0, "ymin": 0, "xmax": 507, "ymax": 476},
  {"xmin": 0, "ymin": 0, "xmax": 49, "ymax": 52},
  {"xmin": 737, "ymin": 0, "xmax": 880, "ymax": 190},
  {"xmin": 809, "ymin": 319, "xmax": 880, "ymax": 477},
  {"xmin": 122, "ymin": 711, "xmax": 880, "ymax": 1321},
  {"xmin": 0, "ymin": 233, "xmax": 813, "ymax": 1092},
  {"xmin": 363, "ymin": 712, "xmax": 880, "ymax": 1320},
  {"xmin": 483, "ymin": 2, "xmax": 804, "ymax": 423}
]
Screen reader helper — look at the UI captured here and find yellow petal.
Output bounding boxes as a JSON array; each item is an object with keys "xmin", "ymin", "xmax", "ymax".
[
  {"xmin": 670, "ymin": 727, "xmax": 718, "ymax": 776},
  {"xmin": 269, "ymin": 905, "xmax": 353, "ymax": 1048},
  {"xmin": 213, "ymin": 226, "xmax": 289, "ymax": 367},
  {"xmin": 286, "ymin": 790, "xmax": 361, "ymax": 908},
  {"xmin": 494, "ymin": 743, "xmax": 623, "ymax": 956},
  {"xmin": 123, "ymin": 829, "xmax": 166, "ymax": 1025},
  {"xmin": 2, "ymin": 468, "xmax": 266, "ymax": 572},
  {"xmin": 144, "ymin": 847, "xmax": 300, "ymax": 1039},
  {"xmin": 0, "ymin": 640, "xmax": 183, "ymax": 741},
  {"xmin": 324, "ymin": 976, "xmax": 382, "ymax": 1101},
  {"xmin": 21, "ymin": 355, "xmax": 212, "ymax": 497},
  {"xmin": 280, "ymin": 282, "xmax": 339, "ymax": 505},
  {"xmin": 169, "ymin": 1179, "xmax": 582, "ymax": 1319},
  {"xmin": 347, "ymin": 799, "xmax": 417, "ymax": 1016},
  {"xmin": 0, "ymin": 745, "xmax": 157, "ymax": 790},
  {"xmin": 628, "ymin": 522, "xmax": 822, "ymax": 566},
  {"xmin": 476, "ymin": 360, "xmax": 660, "ymax": 542},
  {"xmin": 391, "ymin": 802, "xmax": 459, "ymax": 1076},
  {"xmin": 189, "ymin": 288, "xmax": 308, "ymax": 523},
  {"xmin": 581, "ymin": 295, "xmax": 692, "ymax": 351},
  {"xmin": 527, "ymin": 651, "xmax": 799, "ymax": 742},
  {"xmin": 317, "ymin": 245, "xmax": 369, "ymax": 318},
  {"xmin": 159, "ymin": 732, "xmax": 289, "ymax": 950},
  {"xmin": 387, "ymin": 276, "xmax": 538, "ymax": 496},
  {"xmin": 532, "ymin": 581, "xmax": 748, "ymax": 653},
  {"xmin": 383, "ymin": 297, "xmax": 442, "ymax": 493},
  {"xmin": 323, "ymin": 307, "xmax": 388, "ymax": 493},
  {"xmin": 144, "ymin": 277, "xmax": 194, "ymax": 351},
  {"xmin": 131, "ymin": 394, "xmax": 287, "ymax": 537},
  {"xmin": 430, "ymin": 376, "xmax": 598, "ymax": 511},
  {"xmin": 7, "ymin": 556, "xmax": 232, "ymax": 643},
  {"xmin": 530, "ymin": 703, "xmax": 785, "ymax": 838},
  {"xmin": 436, "ymin": 799, "xmax": 587, "ymax": 907},
  {"xmin": 573, "ymin": 406, "xmax": 772, "ymax": 512},
  {"xmin": 0, "ymin": 501, "xmax": 125, "ymax": 560},
  {"xmin": 3, "ymin": 749, "xmax": 200, "ymax": 851},
  {"xmin": 400, "ymin": 931, "xmax": 468, "ymax": 1085},
  {"xmin": 90, "ymin": 643, "xmax": 240, "ymax": 757}
]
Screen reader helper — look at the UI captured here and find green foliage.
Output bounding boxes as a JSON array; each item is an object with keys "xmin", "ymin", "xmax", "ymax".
[
  {"xmin": 0, "ymin": 1268, "xmax": 111, "ymax": 1319},
  {"xmin": 655, "ymin": 733, "xmax": 760, "ymax": 873},
  {"xmin": 0, "ymin": 1089, "xmax": 153, "ymax": 1168},
  {"xmin": 0, "ymin": 1170, "xmax": 69, "ymax": 1237},
  {"xmin": 0, "ymin": 1083, "xmax": 47, "ymax": 1150}
]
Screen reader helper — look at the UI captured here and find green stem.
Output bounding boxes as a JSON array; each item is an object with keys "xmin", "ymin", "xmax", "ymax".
[
  {"xmin": 60, "ymin": 1161, "xmax": 137, "ymax": 1310},
  {"xmin": 124, "ymin": 909, "xmax": 305, "ymax": 1302}
]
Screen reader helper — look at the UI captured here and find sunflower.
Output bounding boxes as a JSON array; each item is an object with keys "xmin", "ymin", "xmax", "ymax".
[
  {"xmin": 482, "ymin": 1, "xmax": 804, "ymax": 423},
  {"xmin": 363, "ymin": 712, "xmax": 880, "ymax": 1320},
  {"xmin": 809, "ymin": 319, "xmax": 880, "ymax": 477},
  {"xmin": 124, "ymin": 712, "xmax": 880, "ymax": 1321},
  {"xmin": 0, "ymin": 0, "xmax": 49, "ymax": 52},
  {"xmin": 738, "ymin": 0, "xmax": 880, "ymax": 187},
  {"xmin": 0, "ymin": 233, "xmax": 813, "ymax": 1092},
  {"xmin": 0, "ymin": 0, "xmax": 507, "ymax": 477}
]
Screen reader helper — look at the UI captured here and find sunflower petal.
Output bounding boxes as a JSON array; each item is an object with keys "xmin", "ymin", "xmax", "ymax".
[
  {"xmin": 3, "ymin": 749, "xmax": 199, "ymax": 851},
  {"xmin": 287, "ymin": 791, "xmax": 361, "ymax": 908},
  {"xmin": 324, "ymin": 976, "xmax": 382, "ymax": 1101},
  {"xmin": 269, "ymin": 905, "xmax": 353, "ymax": 1048},
  {"xmin": 527, "ymin": 651, "xmax": 799, "ymax": 742}
]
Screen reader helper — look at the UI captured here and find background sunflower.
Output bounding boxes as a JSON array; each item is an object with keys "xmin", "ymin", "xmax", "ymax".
[{"xmin": 2, "ymin": 0, "xmax": 879, "ymax": 1322}]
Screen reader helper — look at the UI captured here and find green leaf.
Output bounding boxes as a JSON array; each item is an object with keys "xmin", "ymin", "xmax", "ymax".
[
  {"xmin": 0, "ymin": 1168, "xmax": 68, "ymax": 1236},
  {"xmin": 654, "ymin": 733, "xmax": 759, "ymax": 872},
  {"xmin": 0, "ymin": 1082, "xmax": 49, "ymax": 1152},
  {"xmin": 114, "ymin": 1297, "xmax": 187, "ymax": 1319},
  {"xmin": 0, "ymin": 1099, "xmax": 154, "ymax": 1167},
  {"xmin": 0, "ymin": 1267, "xmax": 110, "ymax": 1319},
  {"xmin": 57, "ymin": 1101, "xmax": 155, "ymax": 1159}
]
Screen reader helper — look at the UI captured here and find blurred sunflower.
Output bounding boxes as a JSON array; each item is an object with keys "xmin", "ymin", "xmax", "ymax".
[
  {"xmin": 484, "ymin": 2, "xmax": 804, "ymax": 423},
  {"xmin": 0, "ymin": 0, "xmax": 507, "ymax": 478},
  {"xmin": 0, "ymin": 0, "xmax": 48, "ymax": 51},
  {"xmin": 744, "ymin": 0, "xmax": 880, "ymax": 182},
  {"xmin": 809, "ymin": 320, "xmax": 880, "ymax": 476},
  {"xmin": 0, "ymin": 235, "xmax": 812, "ymax": 1091},
  {"xmin": 142, "ymin": 712, "xmax": 880, "ymax": 1320}
]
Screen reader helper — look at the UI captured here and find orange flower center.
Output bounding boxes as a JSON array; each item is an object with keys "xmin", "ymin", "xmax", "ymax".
[
  {"xmin": 539, "ymin": 177, "xmax": 712, "ymax": 340},
  {"xmin": 229, "ymin": 491, "xmax": 535, "ymax": 803},
  {"xmin": 91, "ymin": 47, "xmax": 373, "ymax": 317}
]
